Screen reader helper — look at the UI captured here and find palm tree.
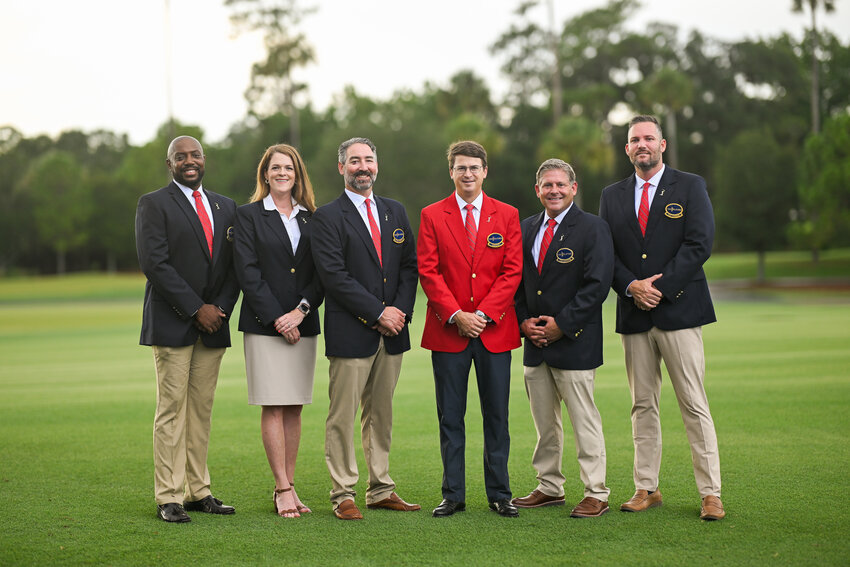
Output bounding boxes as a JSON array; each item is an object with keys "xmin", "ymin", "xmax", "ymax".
[{"xmin": 792, "ymin": 0, "xmax": 836, "ymax": 134}]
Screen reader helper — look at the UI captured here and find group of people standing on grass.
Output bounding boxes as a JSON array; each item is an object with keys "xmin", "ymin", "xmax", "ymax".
[{"xmin": 134, "ymin": 113, "xmax": 726, "ymax": 526}]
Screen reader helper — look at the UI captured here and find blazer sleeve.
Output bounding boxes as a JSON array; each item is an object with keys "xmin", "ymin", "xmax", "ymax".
[
  {"xmin": 417, "ymin": 207, "xmax": 462, "ymax": 323},
  {"xmin": 598, "ymin": 187, "xmax": 638, "ymax": 299},
  {"xmin": 477, "ymin": 206, "xmax": 523, "ymax": 323},
  {"xmin": 135, "ymin": 193, "xmax": 203, "ymax": 319},
  {"xmin": 393, "ymin": 204, "xmax": 418, "ymax": 320},
  {"xmin": 233, "ymin": 206, "xmax": 285, "ymax": 326},
  {"xmin": 554, "ymin": 217, "xmax": 614, "ymax": 339},
  {"xmin": 654, "ymin": 177, "xmax": 715, "ymax": 302}
]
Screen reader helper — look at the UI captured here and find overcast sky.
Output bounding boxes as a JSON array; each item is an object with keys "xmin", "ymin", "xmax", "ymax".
[{"xmin": 1, "ymin": 0, "xmax": 847, "ymax": 145}]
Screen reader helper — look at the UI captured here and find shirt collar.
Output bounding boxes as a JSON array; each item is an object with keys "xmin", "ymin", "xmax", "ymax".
[
  {"xmin": 635, "ymin": 164, "xmax": 666, "ymax": 191},
  {"xmin": 345, "ymin": 187, "xmax": 374, "ymax": 208},
  {"xmin": 174, "ymin": 180, "xmax": 203, "ymax": 196},
  {"xmin": 262, "ymin": 194, "xmax": 305, "ymax": 213},
  {"xmin": 545, "ymin": 204, "xmax": 571, "ymax": 225},
  {"xmin": 455, "ymin": 191, "xmax": 484, "ymax": 212}
]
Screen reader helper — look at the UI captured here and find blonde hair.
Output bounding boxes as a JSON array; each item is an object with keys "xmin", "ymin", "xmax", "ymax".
[{"xmin": 249, "ymin": 144, "xmax": 316, "ymax": 212}]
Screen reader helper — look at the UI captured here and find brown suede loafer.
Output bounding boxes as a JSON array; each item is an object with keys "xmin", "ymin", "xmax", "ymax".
[
  {"xmin": 366, "ymin": 492, "xmax": 421, "ymax": 511},
  {"xmin": 620, "ymin": 489, "xmax": 662, "ymax": 512},
  {"xmin": 570, "ymin": 496, "xmax": 609, "ymax": 518},
  {"xmin": 511, "ymin": 489, "xmax": 565, "ymax": 508},
  {"xmin": 334, "ymin": 499, "xmax": 363, "ymax": 520},
  {"xmin": 700, "ymin": 495, "xmax": 726, "ymax": 520}
]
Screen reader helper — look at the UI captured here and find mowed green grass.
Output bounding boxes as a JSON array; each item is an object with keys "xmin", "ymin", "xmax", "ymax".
[{"xmin": 1, "ymin": 274, "xmax": 849, "ymax": 566}]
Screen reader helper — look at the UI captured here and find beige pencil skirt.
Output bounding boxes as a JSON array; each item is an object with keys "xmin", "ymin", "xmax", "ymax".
[{"xmin": 243, "ymin": 333, "xmax": 317, "ymax": 406}]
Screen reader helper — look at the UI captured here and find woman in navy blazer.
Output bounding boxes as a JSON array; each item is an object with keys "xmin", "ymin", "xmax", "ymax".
[{"xmin": 233, "ymin": 144, "xmax": 323, "ymax": 518}]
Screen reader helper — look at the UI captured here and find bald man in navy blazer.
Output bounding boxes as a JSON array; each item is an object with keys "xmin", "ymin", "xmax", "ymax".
[
  {"xmin": 135, "ymin": 136, "xmax": 240, "ymax": 523},
  {"xmin": 599, "ymin": 115, "xmax": 724, "ymax": 521}
]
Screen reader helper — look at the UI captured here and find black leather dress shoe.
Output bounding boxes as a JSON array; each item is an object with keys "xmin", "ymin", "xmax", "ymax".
[
  {"xmin": 433, "ymin": 499, "xmax": 466, "ymax": 517},
  {"xmin": 158, "ymin": 502, "xmax": 191, "ymax": 523},
  {"xmin": 184, "ymin": 495, "xmax": 235, "ymax": 515},
  {"xmin": 489, "ymin": 499, "xmax": 519, "ymax": 517}
]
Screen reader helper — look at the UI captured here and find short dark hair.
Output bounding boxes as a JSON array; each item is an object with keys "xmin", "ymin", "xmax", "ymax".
[
  {"xmin": 628, "ymin": 115, "xmax": 663, "ymax": 138},
  {"xmin": 447, "ymin": 140, "xmax": 487, "ymax": 169}
]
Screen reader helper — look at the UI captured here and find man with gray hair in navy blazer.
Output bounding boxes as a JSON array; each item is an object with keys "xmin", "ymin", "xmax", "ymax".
[{"xmin": 599, "ymin": 115, "xmax": 725, "ymax": 521}]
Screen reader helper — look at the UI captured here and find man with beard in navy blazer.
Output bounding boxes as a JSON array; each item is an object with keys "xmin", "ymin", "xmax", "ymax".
[
  {"xmin": 513, "ymin": 159, "xmax": 614, "ymax": 519},
  {"xmin": 311, "ymin": 137, "xmax": 420, "ymax": 520},
  {"xmin": 135, "ymin": 135, "xmax": 240, "ymax": 523},
  {"xmin": 599, "ymin": 115, "xmax": 725, "ymax": 521}
]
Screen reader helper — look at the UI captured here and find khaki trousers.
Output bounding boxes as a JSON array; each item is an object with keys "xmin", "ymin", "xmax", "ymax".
[
  {"xmin": 325, "ymin": 339, "xmax": 402, "ymax": 506},
  {"xmin": 152, "ymin": 339, "xmax": 225, "ymax": 505},
  {"xmin": 622, "ymin": 326, "xmax": 721, "ymax": 498},
  {"xmin": 523, "ymin": 363, "xmax": 609, "ymax": 500}
]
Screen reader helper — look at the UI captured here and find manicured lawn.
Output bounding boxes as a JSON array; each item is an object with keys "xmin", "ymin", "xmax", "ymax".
[{"xmin": 0, "ymin": 273, "xmax": 848, "ymax": 565}]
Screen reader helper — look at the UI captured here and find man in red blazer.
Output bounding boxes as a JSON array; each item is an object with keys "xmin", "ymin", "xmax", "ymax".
[{"xmin": 418, "ymin": 141, "xmax": 523, "ymax": 518}]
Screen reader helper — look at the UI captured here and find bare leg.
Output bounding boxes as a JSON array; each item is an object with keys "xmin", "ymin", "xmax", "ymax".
[
  {"xmin": 282, "ymin": 406, "xmax": 310, "ymax": 512},
  {"xmin": 262, "ymin": 406, "xmax": 299, "ymax": 518}
]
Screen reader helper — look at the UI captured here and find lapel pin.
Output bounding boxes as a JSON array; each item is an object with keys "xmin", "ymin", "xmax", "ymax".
[
  {"xmin": 659, "ymin": 189, "xmax": 665, "ymax": 196},
  {"xmin": 214, "ymin": 202, "xmax": 220, "ymax": 210}
]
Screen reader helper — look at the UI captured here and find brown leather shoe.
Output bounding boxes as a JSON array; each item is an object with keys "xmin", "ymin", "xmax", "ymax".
[
  {"xmin": 511, "ymin": 489, "xmax": 565, "ymax": 508},
  {"xmin": 333, "ymin": 499, "xmax": 363, "ymax": 520},
  {"xmin": 366, "ymin": 492, "xmax": 421, "ymax": 511},
  {"xmin": 620, "ymin": 489, "xmax": 662, "ymax": 512},
  {"xmin": 570, "ymin": 496, "xmax": 609, "ymax": 518},
  {"xmin": 700, "ymin": 495, "xmax": 726, "ymax": 520}
]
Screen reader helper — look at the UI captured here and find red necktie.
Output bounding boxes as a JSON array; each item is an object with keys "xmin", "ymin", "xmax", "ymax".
[
  {"xmin": 364, "ymin": 198, "xmax": 382, "ymax": 266},
  {"xmin": 192, "ymin": 190, "xmax": 213, "ymax": 257},
  {"xmin": 638, "ymin": 182, "xmax": 650, "ymax": 236},
  {"xmin": 464, "ymin": 203, "xmax": 477, "ymax": 255},
  {"xmin": 537, "ymin": 218, "xmax": 557, "ymax": 274}
]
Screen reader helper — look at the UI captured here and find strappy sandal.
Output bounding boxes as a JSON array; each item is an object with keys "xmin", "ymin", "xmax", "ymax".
[
  {"xmin": 290, "ymin": 482, "xmax": 312, "ymax": 514},
  {"xmin": 273, "ymin": 487, "xmax": 299, "ymax": 518}
]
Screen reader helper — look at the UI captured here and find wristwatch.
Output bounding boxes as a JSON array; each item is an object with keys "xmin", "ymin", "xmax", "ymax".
[{"xmin": 297, "ymin": 301, "xmax": 310, "ymax": 316}]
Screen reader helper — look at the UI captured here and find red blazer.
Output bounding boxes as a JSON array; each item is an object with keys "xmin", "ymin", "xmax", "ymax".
[{"xmin": 418, "ymin": 193, "xmax": 522, "ymax": 353}]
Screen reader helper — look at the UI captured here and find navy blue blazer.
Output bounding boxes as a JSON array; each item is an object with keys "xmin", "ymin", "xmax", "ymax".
[
  {"xmin": 515, "ymin": 205, "xmax": 614, "ymax": 370},
  {"xmin": 135, "ymin": 182, "xmax": 240, "ymax": 348},
  {"xmin": 311, "ymin": 192, "xmax": 418, "ymax": 358},
  {"xmin": 599, "ymin": 167, "xmax": 717, "ymax": 334},
  {"xmin": 233, "ymin": 200, "xmax": 323, "ymax": 337}
]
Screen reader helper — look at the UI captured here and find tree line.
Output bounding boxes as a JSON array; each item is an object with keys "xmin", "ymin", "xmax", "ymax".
[{"xmin": 1, "ymin": 0, "xmax": 848, "ymax": 276}]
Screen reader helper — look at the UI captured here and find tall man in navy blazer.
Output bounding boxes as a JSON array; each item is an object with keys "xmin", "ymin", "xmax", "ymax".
[
  {"xmin": 311, "ymin": 137, "xmax": 420, "ymax": 520},
  {"xmin": 513, "ymin": 159, "xmax": 614, "ymax": 519},
  {"xmin": 135, "ymin": 136, "xmax": 240, "ymax": 523},
  {"xmin": 599, "ymin": 115, "xmax": 725, "ymax": 521}
]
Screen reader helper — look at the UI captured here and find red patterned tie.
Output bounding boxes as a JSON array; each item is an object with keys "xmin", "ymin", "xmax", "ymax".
[
  {"xmin": 638, "ymin": 182, "xmax": 650, "ymax": 236},
  {"xmin": 537, "ymin": 218, "xmax": 557, "ymax": 274},
  {"xmin": 192, "ymin": 190, "xmax": 213, "ymax": 257},
  {"xmin": 464, "ymin": 203, "xmax": 477, "ymax": 255},
  {"xmin": 364, "ymin": 198, "xmax": 382, "ymax": 266}
]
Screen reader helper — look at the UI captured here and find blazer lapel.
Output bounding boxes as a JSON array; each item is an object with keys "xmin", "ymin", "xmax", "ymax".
[
  {"xmin": 472, "ymin": 194, "xmax": 498, "ymax": 271},
  {"xmin": 170, "ymin": 183, "xmax": 211, "ymax": 262},
  {"xmin": 262, "ymin": 204, "xmax": 295, "ymax": 260},
  {"xmin": 440, "ymin": 195, "xmax": 473, "ymax": 266},
  {"xmin": 542, "ymin": 205, "xmax": 580, "ymax": 274},
  {"xmin": 293, "ymin": 209, "xmax": 311, "ymax": 263},
  {"xmin": 645, "ymin": 168, "xmax": 676, "ymax": 238},
  {"xmin": 375, "ymin": 197, "xmax": 396, "ymax": 267},
  {"xmin": 341, "ymin": 194, "xmax": 381, "ymax": 268},
  {"xmin": 616, "ymin": 175, "xmax": 644, "ymax": 241}
]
